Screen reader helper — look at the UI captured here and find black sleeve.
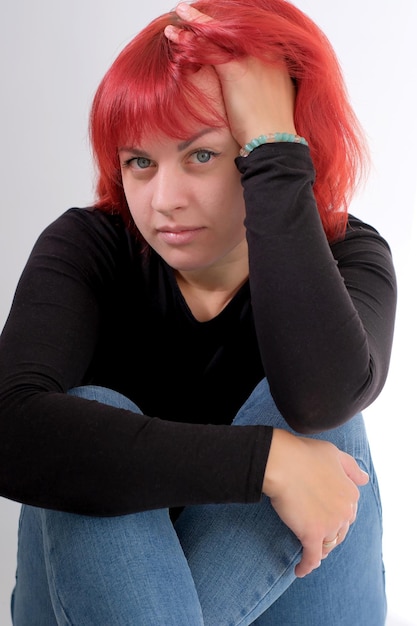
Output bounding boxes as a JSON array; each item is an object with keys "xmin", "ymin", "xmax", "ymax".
[
  {"xmin": 0, "ymin": 209, "xmax": 272, "ymax": 515},
  {"xmin": 238, "ymin": 142, "xmax": 397, "ymax": 433}
]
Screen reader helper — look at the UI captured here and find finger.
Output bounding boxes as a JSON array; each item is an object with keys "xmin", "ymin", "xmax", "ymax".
[
  {"xmin": 294, "ymin": 542, "xmax": 322, "ymax": 578},
  {"xmin": 322, "ymin": 521, "xmax": 351, "ymax": 558},
  {"xmin": 165, "ymin": 3, "xmax": 212, "ymax": 44},
  {"xmin": 337, "ymin": 520, "xmax": 350, "ymax": 545},
  {"xmin": 164, "ymin": 24, "xmax": 183, "ymax": 43},
  {"xmin": 322, "ymin": 533, "xmax": 339, "ymax": 554},
  {"xmin": 349, "ymin": 500, "xmax": 358, "ymax": 525},
  {"xmin": 175, "ymin": 2, "xmax": 212, "ymax": 23},
  {"xmin": 339, "ymin": 451, "xmax": 369, "ymax": 486},
  {"xmin": 321, "ymin": 531, "xmax": 340, "ymax": 558}
]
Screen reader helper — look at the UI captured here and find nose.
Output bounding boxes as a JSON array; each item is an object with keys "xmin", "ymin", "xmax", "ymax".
[{"xmin": 150, "ymin": 165, "xmax": 187, "ymax": 215}]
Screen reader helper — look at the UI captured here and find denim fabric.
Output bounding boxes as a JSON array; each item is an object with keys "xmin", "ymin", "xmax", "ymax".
[{"xmin": 11, "ymin": 381, "xmax": 386, "ymax": 625}]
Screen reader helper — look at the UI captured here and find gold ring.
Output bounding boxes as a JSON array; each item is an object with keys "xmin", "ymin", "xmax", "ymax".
[{"xmin": 322, "ymin": 535, "xmax": 339, "ymax": 549}]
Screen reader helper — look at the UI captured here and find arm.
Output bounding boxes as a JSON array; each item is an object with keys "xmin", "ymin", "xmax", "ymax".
[
  {"xmin": 166, "ymin": 3, "xmax": 395, "ymax": 577},
  {"xmin": 167, "ymin": 4, "xmax": 396, "ymax": 432},
  {"xmin": 0, "ymin": 209, "xmax": 272, "ymax": 515},
  {"xmin": 263, "ymin": 428, "xmax": 368, "ymax": 577},
  {"xmin": 240, "ymin": 146, "xmax": 397, "ymax": 432}
]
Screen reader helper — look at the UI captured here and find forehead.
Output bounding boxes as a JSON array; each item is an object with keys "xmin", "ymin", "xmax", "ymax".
[
  {"xmin": 177, "ymin": 65, "xmax": 227, "ymax": 128},
  {"xmin": 189, "ymin": 66, "xmax": 224, "ymax": 103},
  {"xmin": 114, "ymin": 64, "xmax": 227, "ymax": 150}
]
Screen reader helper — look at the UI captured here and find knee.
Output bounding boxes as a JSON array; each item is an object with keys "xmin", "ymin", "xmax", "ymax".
[
  {"xmin": 232, "ymin": 378, "xmax": 289, "ymax": 429},
  {"xmin": 68, "ymin": 385, "xmax": 141, "ymax": 413}
]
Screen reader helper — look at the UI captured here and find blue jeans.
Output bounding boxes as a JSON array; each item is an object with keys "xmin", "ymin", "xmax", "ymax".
[{"xmin": 11, "ymin": 380, "xmax": 386, "ymax": 625}]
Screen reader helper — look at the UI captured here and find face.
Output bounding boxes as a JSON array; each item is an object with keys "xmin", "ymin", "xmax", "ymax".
[{"xmin": 118, "ymin": 68, "xmax": 247, "ymax": 276}]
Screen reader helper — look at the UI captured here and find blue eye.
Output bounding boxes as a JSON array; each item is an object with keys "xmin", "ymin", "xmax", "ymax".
[
  {"xmin": 133, "ymin": 157, "xmax": 151, "ymax": 169},
  {"xmin": 194, "ymin": 150, "xmax": 214, "ymax": 163},
  {"xmin": 125, "ymin": 156, "xmax": 152, "ymax": 170}
]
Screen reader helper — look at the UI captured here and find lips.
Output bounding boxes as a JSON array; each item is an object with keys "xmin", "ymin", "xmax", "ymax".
[
  {"xmin": 157, "ymin": 223, "xmax": 201, "ymax": 232},
  {"xmin": 156, "ymin": 226, "xmax": 205, "ymax": 246}
]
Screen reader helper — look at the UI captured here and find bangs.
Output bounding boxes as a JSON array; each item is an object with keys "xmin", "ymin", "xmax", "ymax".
[
  {"xmin": 89, "ymin": 13, "xmax": 228, "ymax": 225},
  {"xmin": 90, "ymin": 1, "xmax": 367, "ymax": 242},
  {"xmin": 115, "ymin": 72, "xmax": 226, "ymax": 148},
  {"xmin": 92, "ymin": 15, "xmax": 226, "ymax": 158}
]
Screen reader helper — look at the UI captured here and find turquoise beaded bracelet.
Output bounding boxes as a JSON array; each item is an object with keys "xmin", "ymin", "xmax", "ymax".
[{"xmin": 239, "ymin": 132, "xmax": 308, "ymax": 157}]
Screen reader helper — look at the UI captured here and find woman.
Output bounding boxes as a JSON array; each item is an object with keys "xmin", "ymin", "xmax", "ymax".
[{"xmin": 0, "ymin": 1, "xmax": 396, "ymax": 624}]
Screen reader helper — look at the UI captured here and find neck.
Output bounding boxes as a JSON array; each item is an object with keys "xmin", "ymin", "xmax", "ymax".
[{"xmin": 175, "ymin": 248, "xmax": 249, "ymax": 322}]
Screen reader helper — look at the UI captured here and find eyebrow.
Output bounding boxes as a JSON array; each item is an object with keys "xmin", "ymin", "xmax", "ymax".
[
  {"xmin": 177, "ymin": 128, "xmax": 214, "ymax": 151},
  {"xmin": 119, "ymin": 128, "xmax": 216, "ymax": 155}
]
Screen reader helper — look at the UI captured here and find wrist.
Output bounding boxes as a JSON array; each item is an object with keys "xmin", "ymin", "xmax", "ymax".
[
  {"xmin": 240, "ymin": 132, "xmax": 308, "ymax": 158},
  {"xmin": 262, "ymin": 429, "xmax": 293, "ymax": 497}
]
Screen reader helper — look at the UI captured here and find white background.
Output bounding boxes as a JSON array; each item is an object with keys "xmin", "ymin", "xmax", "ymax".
[{"xmin": 1, "ymin": 1, "xmax": 416, "ymax": 624}]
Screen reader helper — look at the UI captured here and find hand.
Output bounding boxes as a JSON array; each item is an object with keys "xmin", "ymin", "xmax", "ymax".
[
  {"xmin": 262, "ymin": 429, "xmax": 369, "ymax": 578},
  {"xmin": 165, "ymin": 3, "xmax": 297, "ymax": 148}
]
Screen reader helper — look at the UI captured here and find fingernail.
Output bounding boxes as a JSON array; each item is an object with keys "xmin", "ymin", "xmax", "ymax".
[{"xmin": 176, "ymin": 2, "xmax": 189, "ymax": 14}]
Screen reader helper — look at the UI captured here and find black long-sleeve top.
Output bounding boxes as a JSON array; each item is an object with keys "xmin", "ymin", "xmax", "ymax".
[{"xmin": 0, "ymin": 143, "xmax": 397, "ymax": 516}]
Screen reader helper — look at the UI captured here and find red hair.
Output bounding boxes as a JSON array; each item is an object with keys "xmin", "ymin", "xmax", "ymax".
[{"xmin": 90, "ymin": 0, "xmax": 368, "ymax": 242}]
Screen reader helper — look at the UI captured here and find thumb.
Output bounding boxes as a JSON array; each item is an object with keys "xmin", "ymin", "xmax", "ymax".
[{"xmin": 339, "ymin": 451, "xmax": 369, "ymax": 486}]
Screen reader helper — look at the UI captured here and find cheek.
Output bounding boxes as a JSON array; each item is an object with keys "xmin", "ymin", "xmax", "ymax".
[
  {"xmin": 210, "ymin": 167, "xmax": 244, "ymax": 207},
  {"xmin": 224, "ymin": 180, "xmax": 246, "ymax": 220},
  {"xmin": 122, "ymin": 182, "xmax": 148, "ymax": 228},
  {"xmin": 128, "ymin": 205, "xmax": 150, "ymax": 236}
]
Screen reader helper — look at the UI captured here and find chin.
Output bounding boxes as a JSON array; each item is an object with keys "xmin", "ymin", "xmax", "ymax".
[{"xmin": 163, "ymin": 254, "xmax": 214, "ymax": 273}]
